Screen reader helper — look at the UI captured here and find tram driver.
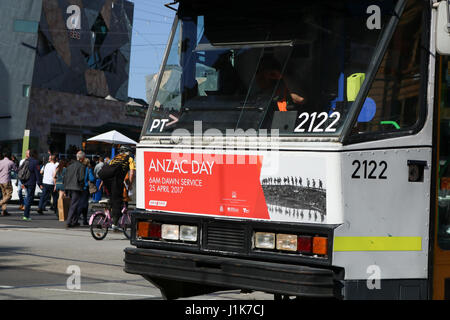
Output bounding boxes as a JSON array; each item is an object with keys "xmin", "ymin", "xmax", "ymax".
[{"xmin": 253, "ymin": 55, "xmax": 307, "ymax": 112}]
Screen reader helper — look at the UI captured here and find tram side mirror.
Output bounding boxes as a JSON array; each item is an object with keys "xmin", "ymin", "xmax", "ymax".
[{"xmin": 436, "ymin": 0, "xmax": 450, "ymax": 55}]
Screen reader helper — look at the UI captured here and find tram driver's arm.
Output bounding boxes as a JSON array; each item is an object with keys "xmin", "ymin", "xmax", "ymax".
[
  {"xmin": 265, "ymin": 69, "xmax": 306, "ymax": 106},
  {"xmin": 283, "ymin": 74, "xmax": 306, "ymax": 106}
]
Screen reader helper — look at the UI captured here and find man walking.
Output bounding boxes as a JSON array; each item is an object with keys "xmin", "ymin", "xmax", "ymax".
[
  {"xmin": 0, "ymin": 151, "xmax": 17, "ymax": 216},
  {"xmin": 22, "ymin": 149, "xmax": 43, "ymax": 221},
  {"xmin": 17, "ymin": 158, "xmax": 26, "ymax": 210},
  {"xmin": 64, "ymin": 151, "xmax": 86, "ymax": 228},
  {"xmin": 37, "ymin": 154, "xmax": 59, "ymax": 215}
]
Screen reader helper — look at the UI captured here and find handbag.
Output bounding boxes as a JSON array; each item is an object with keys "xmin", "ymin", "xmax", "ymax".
[
  {"xmin": 88, "ymin": 181, "xmax": 98, "ymax": 194},
  {"xmin": 58, "ymin": 194, "xmax": 71, "ymax": 222}
]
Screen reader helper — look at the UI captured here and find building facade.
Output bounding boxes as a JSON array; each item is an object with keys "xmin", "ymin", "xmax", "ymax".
[
  {"xmin": 0, "ymin": 0, "xmax": 42, "ymax": 155},
  {"xmin": 0, "ymin": 0, "xmax": 143, "ymax": 158}
]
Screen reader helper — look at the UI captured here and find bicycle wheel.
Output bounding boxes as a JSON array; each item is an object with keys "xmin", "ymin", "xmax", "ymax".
[
  {"xmin": 120, "ymin": 213, "xmax": 132, "ymax": 240},
  {"xmin": 90, "ymin": 213, "xmax": 109, "ymax": 240}
]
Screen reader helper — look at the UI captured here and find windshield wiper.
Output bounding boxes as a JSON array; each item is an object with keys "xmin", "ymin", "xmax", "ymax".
[
  {"xmin": 183, "ymin": 105, "xmax": 264, "ymax": 111},
  {"xmin": 194, "ymin": 40, "xmax": 293, "ymax": 51}
]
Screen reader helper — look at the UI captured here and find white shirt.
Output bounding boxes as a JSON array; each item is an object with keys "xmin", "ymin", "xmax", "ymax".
[{"xmin": 42, "ymin": 162, "xmax": 59, "ymax": 185}]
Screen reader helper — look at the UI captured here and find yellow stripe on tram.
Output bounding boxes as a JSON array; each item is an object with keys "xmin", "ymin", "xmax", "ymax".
[{"xmin": 333, "ymin": 237, "xmax": 422, "ymax": 252}]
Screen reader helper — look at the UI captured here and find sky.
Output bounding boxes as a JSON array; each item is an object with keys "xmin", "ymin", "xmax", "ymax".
[{"xmin": 127, "ymin": 0, "xmax": 177, "ymax": 101}]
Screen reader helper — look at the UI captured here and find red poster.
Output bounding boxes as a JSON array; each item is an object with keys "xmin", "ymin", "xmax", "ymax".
[{"xmin": 144, "ymin": 151, "xmax": 270, "ymax": 219}]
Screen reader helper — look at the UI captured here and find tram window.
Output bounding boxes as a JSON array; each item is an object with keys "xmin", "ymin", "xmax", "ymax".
[
  {"xmin": 438, "ymin": 57, "xmax": 450, "ymax": 250},
  {"xmin": 350, "ymin": 0, "xmax": 426, "ymax": 137},
  {"xmin": 145, "ymin": 0, "xmax": 397, "ymax": 136}
]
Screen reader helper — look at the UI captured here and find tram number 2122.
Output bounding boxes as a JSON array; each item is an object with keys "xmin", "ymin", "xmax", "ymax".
[
  {"xmin": 294, "ymin": 112, "xmax": 341, "ymax": 133},
  {"xmin": 351, "ymin": 160, "xmax": 388, "ymax": 180}
]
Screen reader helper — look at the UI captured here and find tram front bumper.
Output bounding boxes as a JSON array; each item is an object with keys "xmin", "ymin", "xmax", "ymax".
[{"xmin": 124, "ymin": 247, "xmax": 343, "ymax": 299}]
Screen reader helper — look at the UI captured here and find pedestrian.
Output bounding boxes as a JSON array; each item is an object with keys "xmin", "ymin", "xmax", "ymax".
[
  {"xmin": 79, "ymin": 158, "xmax": 95, "ymax": 226},
  {"xmin": 17, "ymin": 157, "xmax": 26, "ymax": 211},
  {"xmin": 10, "ymin": 155, "xmax": 19, "ymax": 168},
  {"xmin": 123, "ymin": 171, "xmax": 132, "ymax": 208},
  {"xmin": 102, "ymin": 146, "xmax": 135, "ymax": 231},
  {"xmin": 63, "ymin": 151, "xmax": 86, "ymax": 228},
  {"xmin": 37, "ymin": 154, "xmax": 59, "ymax": 216},
  {"xmin": 0, "ymin": 151, "xmax": 17, "ymax": 216},
  {"xmin": 93, "ymin": 156, "xmax": 105, "ymax": 203},
  {"xmin": 102, "ymin": 155, "xmax": 112, "ymax": 197},
  {"xmin": 10, "ymin": 155, "xmax": 22, "ymax": 208},
  {"xmin": 21, "ymin": 149, "xmax": 43, "ymax": 221},
  {"xmin": 53, "ymin": 158, "xmax": 68, "ymax": 221},
  {"xmin": 53, "ymin": 158, "xmax": 67, "ymax": 203}
]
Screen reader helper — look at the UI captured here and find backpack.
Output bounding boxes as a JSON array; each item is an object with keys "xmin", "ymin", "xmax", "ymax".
[
  {"xmin": 18, "ymin": 159, "xmax": 31, "ymax": 183},
  {"xmin": 98, "ymin": 155, "xmax": 129, "ymax": 181}
]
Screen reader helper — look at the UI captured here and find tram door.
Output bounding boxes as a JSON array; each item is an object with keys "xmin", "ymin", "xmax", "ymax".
[{"xmin": 434, "ymin": 56, "xmax": 450, "ymax": 300}]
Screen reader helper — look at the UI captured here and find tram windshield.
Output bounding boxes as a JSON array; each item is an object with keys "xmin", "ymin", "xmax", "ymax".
[{"xmin": 145, "ymin": 0, "xmax": 399, "ymax": 136}]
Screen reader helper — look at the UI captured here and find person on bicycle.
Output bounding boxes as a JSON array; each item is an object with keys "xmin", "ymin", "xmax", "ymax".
[{"xmin": 103, "ymin": 145, "xmax": 135, "ymax": 231}]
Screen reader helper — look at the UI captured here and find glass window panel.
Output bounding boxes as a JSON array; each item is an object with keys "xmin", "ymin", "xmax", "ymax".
[
  {"xmin": 14, "ymin": 20, "xmax": 38, "ymax": 33},
  {"xmin": 145, "ymin": 0, "xmax": 398, "ymax": 136},
  {"xmin": 350, "ymin": 0, "xmax": 425, "ymax": 136},
  {"xmin": 439, "ymin": 56, "xmax": 450, "ymax": 250},
  {"xmin": 22, "ymin": 84, "xmax": 30, "ymax": 97}
]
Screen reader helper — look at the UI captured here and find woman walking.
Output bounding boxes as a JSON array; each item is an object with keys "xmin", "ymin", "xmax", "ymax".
[{"xmin": 53, "ymin": 159, "xmax": 67, "ymax": 219}]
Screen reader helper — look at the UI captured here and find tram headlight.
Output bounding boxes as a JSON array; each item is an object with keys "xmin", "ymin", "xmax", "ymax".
[
  {"xmin": 137, "ymin": 221, "xmax": 161, "ymax": 239},
  {"xmin": 253, "ymin": 230, "xmax": 328, "ymax": 257},
  {"xmin": 180, "ymin": 225, "xmax": 198, "ymax": 242},
  {"xmin": 254, "ymin": 232, "xmax": 276, "ymax": 249},
  {"xmin": 276, "ymin": 234, "xmax": 298, "ymax": 252},
  {"xmin": 137, "ymin": 221, "xmax": 151, "ymax": 239},
  {"xmin": 297, "ymin": 236, "xmax": 313, "ymax": 253},
  {"xmin": 161, "ymin": 224, "xmax": 180, "ymax": 240},
  {"xmin": 313, "ymin": 237, "xmax": 328, "ymax": 255}
]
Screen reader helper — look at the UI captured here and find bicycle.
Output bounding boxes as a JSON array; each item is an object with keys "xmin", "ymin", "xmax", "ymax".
[{"xmin": 89, "ymin": 199, "xmax": 131, "ymax": 240}]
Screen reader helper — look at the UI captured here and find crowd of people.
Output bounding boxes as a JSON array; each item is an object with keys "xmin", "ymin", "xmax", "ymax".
[{"xmin": 0, "ymin": 146, "xmax": 135, "ymax": 230}]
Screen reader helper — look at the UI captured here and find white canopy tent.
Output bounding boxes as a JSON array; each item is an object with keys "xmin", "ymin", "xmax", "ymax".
[
  {"xmin": 87, "ymin": 130, "xmax": 137, "ymax": 158},
  {"xmin": 87, "ymin": 130, "xmax": 137, "ymax": 145}
]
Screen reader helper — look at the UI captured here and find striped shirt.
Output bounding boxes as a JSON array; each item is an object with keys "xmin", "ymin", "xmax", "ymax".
[{"xmin": 109, "ymin": 154, "xmax": 136, "ymax": 174}]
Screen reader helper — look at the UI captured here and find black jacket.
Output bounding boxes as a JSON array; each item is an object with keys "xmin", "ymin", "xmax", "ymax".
[
  {"xmin": 63, "ymin": 160, "xmax": 86, "ymax": 191},
  {"xmin": 24, "ymin": 158, "xmax": 42, "ymax": 188}
]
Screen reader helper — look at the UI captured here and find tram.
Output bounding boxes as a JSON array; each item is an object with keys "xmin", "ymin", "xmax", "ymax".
[{"xmin": 124, "ymin": 0, "xmax": 450, "ymax": 299}]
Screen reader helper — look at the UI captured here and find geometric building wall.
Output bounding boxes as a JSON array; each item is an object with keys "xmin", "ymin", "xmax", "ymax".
[
  {"xmin": 0, "ymin": 0, "xmax": 42, "ymax": 154},
  {"xmin": 33, "ymin": 0, "xmax": 134, "ymax": 101},
  {"xmin": 0, "ymin": 0, "xmax": 138, "ymax": 158},
  {"xmin": 27, "ymin": 87, "xmax": 144, "ymax": 156}
]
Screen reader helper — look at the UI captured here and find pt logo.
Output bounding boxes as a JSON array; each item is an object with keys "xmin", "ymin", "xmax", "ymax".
[
  {"xmin": 66, "ymin": 5, "xmax": 81, "ymax": 30},
  {"xmin": 66, "ymin": 265, "xmax": 81, "ymax": 290}
]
